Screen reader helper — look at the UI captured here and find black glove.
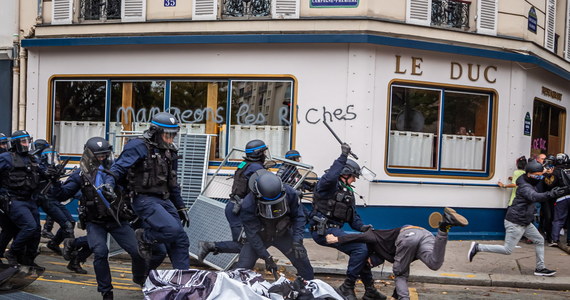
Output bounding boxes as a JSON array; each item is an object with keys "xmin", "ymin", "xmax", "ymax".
[
  {"xmin": 360, "ymin": 224, "xmax": 373, "ymax": 232},
  {"xmin": 341, "ymin": 142, "xmax": 351, "ymax": 156},
  {"xmin": 100, "ymin": 183, "xmax": 117, "ymax": 201},
  {"xmin": 264, "ymin": 255, "xmax": 278, "ymax": 274},
  {"xmin": 548, "ymin": 186, "xmax": 566, "ymax": 198},
  {"xmin": 178, "ymin": 208, "xmax": 190, "ymax": 227},
  {"xmin": 46, "ymin": 165, "xmax": 59, "ymax": 179},
  {"xmin": 292, "ymin": 241, "xmax": 308, "ymax": 259}
]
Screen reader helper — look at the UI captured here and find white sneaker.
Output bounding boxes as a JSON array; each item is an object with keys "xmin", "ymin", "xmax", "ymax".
[{"xmin": 468, "ymin": 241, "xmax": 478, "ymax": 262}]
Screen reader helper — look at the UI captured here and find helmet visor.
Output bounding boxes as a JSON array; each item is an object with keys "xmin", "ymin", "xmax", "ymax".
[
  {"xmin": 95, "ymin": 152, "xmax": 114, "ymax": 169},
  {"xmin": 257, "ymin": 193, "xmax": 288, "ymax": 219},
  {"xmin": 13, "ymin": 136, "xmax": 34, "ymax": 153},
  {"xmin": 42, "ymin": 150, "xmax": 61, "ymax": 166},
  {"xmin": 360, "ymin": 166, "xmax": 377, "ymax": 181}
]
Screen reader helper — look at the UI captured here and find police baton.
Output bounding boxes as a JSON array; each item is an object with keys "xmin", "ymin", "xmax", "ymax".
[{"xmin": 322, "ymin": 120, "xmax": 358, "ymax": 160}]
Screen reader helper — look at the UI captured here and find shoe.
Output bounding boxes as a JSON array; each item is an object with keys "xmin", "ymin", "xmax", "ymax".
[
  {"xmin": 135, "ymin": 229, "xmax": 152, "ymax": 261},
  {"xmin": 67, "ymin": 257, "xmax": 87, "ymax": 274},
  {"xmin": 439, "ymin": 207, "xmax": 469, "ymax": 232},
  {"xmin": 468, "ymin": 242, "xmax": 479, "ymax": 262},
  {"xmin": 132, "ymin": 275, "xmax": 146, "ymax": 286},
  {"xmin": 198, "ymin": 241, "xmax": 216, "ymax": 262},
  {"xmin": 534, "ymin": 268, "xmax": 556, "ymax": 277},
  {"xmin": 41, "ymin": 229, "xmax": 55, "ymax": 240},
  {"xmin": 4, "ymin": 250, "xmax": 18, "ymax": 265},
  {"xmin": 338, "ymin": 278, "xmax": 357, "ymax": 300},
  {"xmin": 362, "ymin": 284, "xmax": 387, "ymax": 300},
  {"xmin": 102, "ymin": 290, "xmax": 114, "ymax": 300},
  {"xmin": 548, "ymin": 241, "xmax": 559, "ymax": 247},
  {"xmin": 46, "ymin": 241, "xmax": 62, "ymax": 256},
  {"xmin": 62, "ymin": 238, "xmax": 74, "ymax": 261}
]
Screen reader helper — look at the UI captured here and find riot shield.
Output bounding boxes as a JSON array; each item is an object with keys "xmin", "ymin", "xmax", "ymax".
[{"xmin": 0, "ymin": 264, "xmax": 45, "ymax": 291}]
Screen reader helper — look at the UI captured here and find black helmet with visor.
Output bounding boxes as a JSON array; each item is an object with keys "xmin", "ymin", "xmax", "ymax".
[
  {"xmin": 145, "ymin": 112, "xmax": 180, "ymax": 149},
  {"xmin": 41, "ymin": 147, "xmax": 61, "ymax": 166},
  {"xmin": 0, "ymin": 133, "xmax": 8, "ymax": 153},
  {"xmin": 340, "ymin": 159, "xmax": 361, "ymax": 179},
  {"xmin": 84, "ymin": 137, "xmax": 114, "ymax": 169},
  {"xmin": 11, "ymin": 130, "xmax": 34, "ymax": 154},
  {"xmin": 248, "ymin": 170, "xmax": 288, "ymax": 219}
]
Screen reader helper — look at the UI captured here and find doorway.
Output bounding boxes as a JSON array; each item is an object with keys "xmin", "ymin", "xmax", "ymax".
[{"xmin": 531, "ymin": 99, "xmax": 565, "ymax": 157}]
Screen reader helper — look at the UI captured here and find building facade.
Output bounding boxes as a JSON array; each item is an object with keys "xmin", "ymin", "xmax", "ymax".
[{"xmin": 18, "ymin": 0, "xmax": 570, "ymax": 238}]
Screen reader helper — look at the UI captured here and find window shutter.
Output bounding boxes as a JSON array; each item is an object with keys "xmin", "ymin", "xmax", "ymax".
[
  {"xmin": 52, "ymin": 0, "xmax": 73, "ymax": 25},
  {"xmin": 477, "ymin": 0, "xmax": 498, "ymax": 35},
  {"xmin": 565, "ymin": 0, "xmax": 570, "ymax": 60},
  {"xmin": 272, "ymin": 0, "xmax": 299, "ymax": 19},
  {"xmin": 544, "ymin": 0, "xmax": 556, "ymax": 52},
  {"xmin": 193, "ymin": 0, "xmax": 218, "ymax": 20},
  {"xmin": 121, "ymin": 0, "xmax": 146, "ymax": 22},
  {"xmin": 406, "ymin": 0, "xmax": 431, "ymax": 26}
]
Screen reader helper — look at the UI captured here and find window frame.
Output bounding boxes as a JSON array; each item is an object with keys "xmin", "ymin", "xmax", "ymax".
[
  {"xmin": 47, "ymin": 74, "xmax": 297, "ymax": 160},
  {"xmin": 385, "ymin": 80, "xmax": 497, "ymax": 179}
]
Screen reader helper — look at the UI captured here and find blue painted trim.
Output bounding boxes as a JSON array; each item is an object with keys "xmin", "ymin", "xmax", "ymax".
[
  {"xmin": 372, "ymin": 179, "xmax": 499, "ymax": 187},
  {"xmin": 21, "ymin": 34, "xmax": 570, "ymax": 81},
  {"xmin": 105, "ymin": 80, "xmax": 112, "ymax": 141},
  {"xmin": 165, "ymin": 79, "xmax": 171, "ymax": 110},
  {"xmin": 224, "ymin": 80, "xmax": 232, "ymax": 157}
]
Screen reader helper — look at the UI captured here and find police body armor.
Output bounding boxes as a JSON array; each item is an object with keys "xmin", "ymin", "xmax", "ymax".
[
  {"xmin": 231, "ymin": 161, "xmax": 254, "ymax": 200},
  {"xmin": 127, "ymin": 139, "xmax": 177, "ymax": 199},
  {"xmin": 313, "ymin": 182, "xmax": 354, "ymax": 223},
  {"xmin": 1, "ymin": 153, "xmax": 39, "ymax": 199},
  {"xmin": 258, "ymin": 215, "xmax": 291, "ymax": 242},
  {"xmin": 79, "ymin": 171, "xmax": 112, "ymax": 223}
]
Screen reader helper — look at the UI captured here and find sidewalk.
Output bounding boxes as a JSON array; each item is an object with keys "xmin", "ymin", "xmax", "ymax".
[{"xmin": 267, "ymin": 235, "xmax": 570, "ymax": 291}]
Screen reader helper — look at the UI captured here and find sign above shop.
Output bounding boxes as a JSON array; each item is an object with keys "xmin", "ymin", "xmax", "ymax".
[
  {"xmin": 542, "ymin": 86, "xmax": 562, "ymax": 101},
  {"xmin": 528, "ymin": 7, "xmax": 537, "ymax": 33},
  {"xmin": 311, "ymin": 0, "xmax": 359, "ymax": 8}
]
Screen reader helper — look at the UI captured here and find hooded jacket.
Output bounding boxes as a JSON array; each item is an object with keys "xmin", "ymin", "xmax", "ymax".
[{"xmin": 505, "ymin": 174, "xmax": 551, "ymax": 226}]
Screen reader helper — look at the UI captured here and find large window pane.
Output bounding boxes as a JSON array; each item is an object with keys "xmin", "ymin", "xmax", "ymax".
[
  {"xmin": 170, "ymin": 81, "xmax": 228, "ymax": 159},
  {"xmin": 109, "ymin": 81, "xmax": 165, "ymax": 152},
  {"xmin": 441, "ymin": 91, "xmax": 489, "ymax": 171},
  {"xmin": 53, "ymin": 80, "xmax": 106, "ymax": 154},
  {"xmin": 226, "ymin": 81, "xmax": 292, "ymax": 158},
  {"xmin": 388, "ymin": 86, "xmax": 441, "ymax": 168}
]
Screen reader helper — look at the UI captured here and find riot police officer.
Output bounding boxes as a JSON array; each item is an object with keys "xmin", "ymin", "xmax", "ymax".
[
  {"xmin": 52, "ymin": 137, "xmax": 146, "ymax": 300},
  {"xmin": 198, "ymin": 139, "xmax": 268, "ymax": 262},
  {"xmin": 35, "ymin": 145, "xmax": 76, "ymax": 256},
  {"xmin": 309, "ymin": 143, "xmax": 386, "ymax": 300},
  {"xmin": 105, "ymin": 112, "xmax": 190, "ymax": 270},
  {"xmin": 0, "ymin": 130, "xmax": 46, "ymax": 267},
  {"xmin": 0, "ymin": 133, "xmax": 8, "ymax": 153},
  {"xmin": 0, "ymin": 132, "xmax": 18, "ymax": 261},
  {"xmin": 233, "ymin": 170, "xmax": 314, "ymax": 280}
]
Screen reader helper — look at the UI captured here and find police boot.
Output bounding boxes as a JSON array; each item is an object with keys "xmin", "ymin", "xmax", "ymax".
[
  {"xmin": 438, "ymin": 207, "xmax": 469, "ymax": 232},
  {"xmin": 338, "ymin": 278, "xmax": 357, "ymax": 300},
  {"xmin": 41, "ymin": 229, "xmax": 55, "ymax": 240},
  {"xmin": 24, "ymin": 251, "xmax": 42, "ymax": 268},
  {"xmin": 67, "ymin": 256, "xmax": 87, "ymax": 274},
  {"xmin": 4, "ymin": 250, "xmax": 18, "ymax": 265},
  {"xmin": 102, "ymin": 290, "xmax": 114, "ymax": 300},
  {"xmin": 62, "ymin": 238, "xmax": 75, "ymax": 261},
  {"xmin": 197, "ymin": 241, "xmax": 217, "ymax": 262},
  {"xmin": 135, "ymin": 229, "xmax": 152, "ymax": 261},
  {"xmin": 46, "ymin": 240, "xmax": 62, "ymax": 256},
  {"xmin": 362, "ymin": 283, "xmax": 387, "ymax": 300}
]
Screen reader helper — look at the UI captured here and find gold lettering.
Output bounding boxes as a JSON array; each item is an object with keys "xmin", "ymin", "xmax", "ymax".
[
  {"xmin": 542, "ymin": 86, "xmax": 563, "ymax": 101},
  {"xmin": 467, "ymin": 64, "xmax": 481, "ymax": 81},
  {"xmin": 395, "ymin": 55, "xmax": 406, "ymax": 74},
  {"xmin": 411, "ymin": 57, "xmax": 423, "ymax": 75},
  {"xmin": 484, "ymin": 65, "xmax": 497, "ymax": 83},
  {"xmin": 450, "ymin": 62, "xmax": 462, "ymax": 80}
]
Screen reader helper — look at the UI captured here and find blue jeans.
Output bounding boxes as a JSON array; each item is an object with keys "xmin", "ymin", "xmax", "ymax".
[
  {"xmin": 478, "ymin": 219, "xmax": 545, "ymax": 269},
  {"xmin": 312, "ymin": 227, "xmax": 372, "ymax": 284},
  {"xmin": 86, "ymin": 221, "xmax": 146, "ymax": 293},
  {"xmin": 132, "ymin": 194, "xmax": 189, "ymax": 269}
]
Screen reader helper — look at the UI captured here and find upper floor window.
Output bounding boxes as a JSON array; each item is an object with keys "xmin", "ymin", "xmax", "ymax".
[
  {"xmin": 52, "ymin": 0, "xmax": 146, "ymax": 24},
  {"xmin": 431, "ymin": 0, "xmax": 471, "ymax": 30},
  {"xmin": 386, "ymin": 82, "xmax": 495, "ymax": 177},
  {"xmin": 81, "ymin": 0, "xmax": 121, "ymax": 21}
]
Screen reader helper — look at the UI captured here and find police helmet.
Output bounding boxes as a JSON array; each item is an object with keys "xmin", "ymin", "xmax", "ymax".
[
  {"xmin": 34, "ymin": 139, "xmax": 50, "ymax": 153},
  {"xmin": 0, "ymin": 133, "xmax": 8, "ymax": 152},
  {"xmin": 84, "ymin": 137, "xmax": 114, "ymax": 169},
  {"xmin": 555, "ymin": 153, "xmax": 569, "ymax": 166},
  {"xmin": 525, "ymin": 160, "xmax": 544, "ymax": 173},
  {"xmin": 544, "ymin": 155, "xmax": 556, "ymax": 168},
  {"xmin": 41, "ymin": 147, "xmax": 61, "ymax": 166},
  {"xmin": 340, "ymin": 159, "xmax": 361, "ymax": 178},
  {"xmin": 245, "ymin": 139, "xmax": 268, "ymax": 162},
  {"xmin": 11, "ymin": 130, "xmax": 34, "ymax": 154},
  {"xmin": 249, "ymin": 170, "xmax": 288, "ymax": 219},
  {"xmin": 285, "ymin": 150, "xmax": 301, "ymax": 161},
  {"xmin": 144, "ymin": 112, "xmax": 180, "ymax": 147}
]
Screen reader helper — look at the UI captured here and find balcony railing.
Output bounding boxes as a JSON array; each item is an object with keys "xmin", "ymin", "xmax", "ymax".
[
  {"xmin": 80, "ymin": 0, "xmax": 121, "ymax": 21},
  {"xmin": 222, "ymin": 0, "xmax": 271, "ymax": 18},
  {"xmin": 431, "ymin": 0, "xmax": 470, "ymax": 30}
]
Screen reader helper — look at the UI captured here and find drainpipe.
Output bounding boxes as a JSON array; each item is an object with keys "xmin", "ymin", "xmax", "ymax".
[
  {"xmin": 12, "ymin": 40, "xmax": 19, "ymax": 132},
  {"xmin": 18, "ymin": 44, "xmax": 27, "ymax": 130}
]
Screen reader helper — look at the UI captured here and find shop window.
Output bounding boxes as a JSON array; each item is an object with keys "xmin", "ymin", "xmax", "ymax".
[
  {"xmin": 531, "ymin": 100, "xmax": 565, "ymax": 157},
  {"xmin": 51, "ymin": 77, "xmax": 294, "ymax": 160},
  {"xmin": 387, "ymin": 83, "xmax": 492, "ymax": 177},
  {"xmin": 53, "ymin": 80, "xmax": 107, "ymax": 154}
]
